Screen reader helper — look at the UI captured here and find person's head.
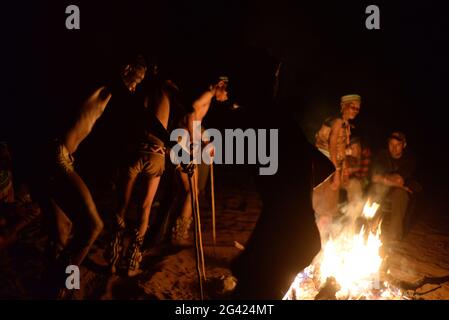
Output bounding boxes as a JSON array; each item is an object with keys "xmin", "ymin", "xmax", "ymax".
[
  {"xmin": 121, "ymin": 54, "xmax": 148, "ymax": 93},
  {"xmin": 388, "ymin": 131, "xmax": 407, "ymax": 159},
  {"xmin": 340, "ymin": 94, "xmax": 361, "ymax": 121},
  {"xmin": 210, "ymin": 76, "xmax": 229, "ymax": 102}
]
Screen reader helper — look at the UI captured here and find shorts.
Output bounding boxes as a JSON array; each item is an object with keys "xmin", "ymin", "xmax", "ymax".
[{"xmin": 127, "ymin": 143, "xmax": 166, "ymax": 178}]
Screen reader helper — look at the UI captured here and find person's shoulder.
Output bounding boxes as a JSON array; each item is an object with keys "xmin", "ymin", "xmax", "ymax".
[
  {"xmin": 402, "ymin": 150, "xmax": 416, "ymax": 162},
  {"xmin": 323, "ymin": 116, "xmax": 337, "ymax": 127},
  {"xmin": 331, "ymin": 117, "xmax": 343, "ymax": 128}
]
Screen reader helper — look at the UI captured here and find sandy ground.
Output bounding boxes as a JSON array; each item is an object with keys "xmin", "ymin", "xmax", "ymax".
[{"xmin": 1, "ymin": 169, "xmax": 448, "ymax": 300}]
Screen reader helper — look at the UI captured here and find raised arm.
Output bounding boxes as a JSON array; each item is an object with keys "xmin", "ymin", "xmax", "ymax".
[{"xmin": 63, "ymin": 86, "xmax": 112, "ymax": 153}]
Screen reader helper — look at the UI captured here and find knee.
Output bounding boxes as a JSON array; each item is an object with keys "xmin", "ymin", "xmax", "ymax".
[{"xmin": 89, "ymin": 218, "xmax": 104, "ymax": 238}]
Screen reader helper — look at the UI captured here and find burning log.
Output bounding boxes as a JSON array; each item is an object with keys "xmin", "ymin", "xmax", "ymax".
[{"xmin": 385, "ymin": 274, "xmax": 449, "ymax": 293}]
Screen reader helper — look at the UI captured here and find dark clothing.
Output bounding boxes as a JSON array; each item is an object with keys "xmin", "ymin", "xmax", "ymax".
[
  {"xmin": 371, "ymin": 149, "xmax": 416, "ymax": 187},
  {"xmin": 231, "ymin": 111, "xmax": 334, "ymax": 299},
  {"xmin": 370, "ymin": 183, "xmax": 411, "ymax": 241},
  {"xmin": 126, "ymin": 134, "xmax": 166, "ymax": 179},
  {"xmin": 77, "ymin": 78, "xmax": 144, "ymax": 184},
  {"xmin": 370, "ymin": 149, "xmax": 419, "ymax": 240}
]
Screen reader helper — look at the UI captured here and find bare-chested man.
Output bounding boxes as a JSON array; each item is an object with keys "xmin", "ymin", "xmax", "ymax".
[
  {"xmin": 329, "ymin": 94, "xmax": 361, "ymax": 190},
  {"xmin": 313, "ymin": 94, "xmax": 361, "ymax": 241},
  {"xmin": 170, "ymin": 76, "xmax": 229, "ymax": 245},
  {"xmin": 45, "ymin": 55, "xmax": 147, "ymax": 294},
  {"xmin": 106, "ymin": 77, "xmax": 180, "ymax": 276}
]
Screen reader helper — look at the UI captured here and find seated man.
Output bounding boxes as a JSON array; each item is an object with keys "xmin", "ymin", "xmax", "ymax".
[{"xmin": 370, "ymin": 131, "xmax": 421, "ymax": 241}]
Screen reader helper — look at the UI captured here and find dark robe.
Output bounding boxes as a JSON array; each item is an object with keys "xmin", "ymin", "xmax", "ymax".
[{"xmin": 230, "ymin": 109, "xmax": 334, "ymax": 299}]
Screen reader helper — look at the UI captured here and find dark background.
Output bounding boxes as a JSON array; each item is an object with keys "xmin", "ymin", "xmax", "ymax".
[{"xmin": 2, "ymin": 0, "xmax": 449, "ymax": 197}]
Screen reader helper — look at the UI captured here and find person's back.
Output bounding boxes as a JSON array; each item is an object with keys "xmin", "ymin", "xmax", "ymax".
[{"xmin": 315, "ymin": 117, "xmax": 335, "ymax": 158}]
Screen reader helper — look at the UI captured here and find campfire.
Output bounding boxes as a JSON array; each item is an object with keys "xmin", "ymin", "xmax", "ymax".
[{"xmin": 284, "ymin": 200, "xmax": 407, "ymax": 300}]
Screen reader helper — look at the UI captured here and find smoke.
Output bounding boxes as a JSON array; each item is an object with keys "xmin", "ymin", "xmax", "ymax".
[{"xmin": 314, "ymin": 180, "xmax": 393, "ymax": 244}]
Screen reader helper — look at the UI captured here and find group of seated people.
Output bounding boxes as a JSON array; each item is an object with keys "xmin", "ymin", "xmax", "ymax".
[{"xmin": 314, "ymin": 94, "xmax": 421, "ymax": 242}]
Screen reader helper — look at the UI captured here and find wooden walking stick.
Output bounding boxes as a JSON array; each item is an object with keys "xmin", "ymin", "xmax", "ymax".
[
  {"xmin": 210, "ymin": 162, "xmax": 217, "ymax": 256},
  {"xmin": 186, "ymin": 164, "xmax": 204, "ymax": 300},
  {"xmin": 193, "ymin": 168, "xmax": 206, "ymax": 280}
]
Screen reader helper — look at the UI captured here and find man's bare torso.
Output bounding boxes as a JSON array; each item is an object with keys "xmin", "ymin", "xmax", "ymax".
[{"xmin": 151, "ymin": 92, "xmax": 170, "ymax": 129}]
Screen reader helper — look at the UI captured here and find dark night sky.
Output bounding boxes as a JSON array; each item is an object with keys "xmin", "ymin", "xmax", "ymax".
[{"xmin": 3, "ymin": 0, "xmax": 449, "ymax": 189}]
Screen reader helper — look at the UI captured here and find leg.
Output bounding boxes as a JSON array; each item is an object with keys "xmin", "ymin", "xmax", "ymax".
[
  {"xmin": 197, "ymin": 162, "xmax": 210, "ymax": 198},
  {"xmin": 106, "ymin": 172, "xmax": 138, "ymax": 273},
  {"xmin": 171, "ymin": 169, "xmax": 195, "ymax": 244},
  {"xmin": 125, "ymin": 152, "xmax": 165, "ymax": 276},
  {"xmin": 179, "ymin": 169, "xmax": 193, "ymax": 221},
  {"xmin": 116, "ymin": 172, "xmax": 138, "ymax": 227},
  {"xmin": 53, "ymin": 169, "xmax": 104, "ymax": 267},
  {"xmin": 39, "ymin": 193, "xmax": 72, "ymax": 262},
  {"xmin": 136, "ymin": 176, "xmax": 161, "ymax": 237},
  {"xmin": 312, "ymin": 175, "xmax": 339, "ymax": 243},
  {"xmin": 49, "ymin": 198, "xmax": 72, "ymax": 260},
  {"xmin": 44, "ymin": 169, "xmax": 102, "ymax": 298},
  {"xmin": 124, "ymin": 176, "xmax": 161, "ymax": 277},
  {"xmin": 389, "ymin": 187, "xmax": 409, "ymax": 241}
]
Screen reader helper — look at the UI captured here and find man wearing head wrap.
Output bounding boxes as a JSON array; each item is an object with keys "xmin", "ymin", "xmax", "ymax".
[{"xmin": 313, "ymin": 94, "xmax": 361, "ymax": 240}]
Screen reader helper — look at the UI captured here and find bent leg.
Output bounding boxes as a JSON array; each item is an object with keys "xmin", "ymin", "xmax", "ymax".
[
  {"xmin": 389, "ymin": 187, "xmax": 409, "ymax": 241},
  {"xmin": 53, "ymin": 170, "xmax": 104, "ymax": 266},
  {"xmin": 136, "ymin": 176, "xmax": 161, "ymax": 237},
  {"xmin": 171, "ymin": 168, "xmax": 195, "ymax": 243},
  {"xmin": 116, "ymin": 173, "xmax": 138, "ymax": 227}
]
